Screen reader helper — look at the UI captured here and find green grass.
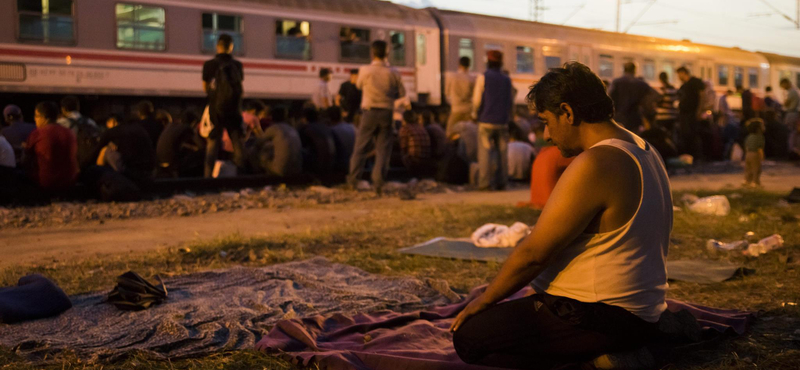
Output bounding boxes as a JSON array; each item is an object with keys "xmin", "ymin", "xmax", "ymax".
[{"xmin": 1, "ymin": 189, "xmax": 799, "ymax": 369}]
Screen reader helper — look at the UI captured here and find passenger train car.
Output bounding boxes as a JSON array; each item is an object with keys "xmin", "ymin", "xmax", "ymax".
[{"xmin": 1, "ymin": 0, "xmax": 799, "ymax": 112}]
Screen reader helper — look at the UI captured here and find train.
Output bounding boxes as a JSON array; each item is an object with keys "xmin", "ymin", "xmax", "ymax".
[{"xmin": 2, "ymin": 0, "xmax": 800, "ymax": 116}]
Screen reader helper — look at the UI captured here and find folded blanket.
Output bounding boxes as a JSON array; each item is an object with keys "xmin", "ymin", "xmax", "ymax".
[
  {"xmin": 0, "ymin": 274, "xmax": 72, "ymax": 324},
  {"xmin": 256, "ymin": 285, "xmax": 755, "ymax": 370}
]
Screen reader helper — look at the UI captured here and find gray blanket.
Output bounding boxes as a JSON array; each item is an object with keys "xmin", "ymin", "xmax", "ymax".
[{"xmin": 0, "ymin": 257, "xmax": 458, "ymax": 363}]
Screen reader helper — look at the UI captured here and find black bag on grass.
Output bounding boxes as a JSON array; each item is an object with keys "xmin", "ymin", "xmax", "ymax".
[{"xmin": 107, "ymin": 271, "xmax": 167, "ymax": 311}]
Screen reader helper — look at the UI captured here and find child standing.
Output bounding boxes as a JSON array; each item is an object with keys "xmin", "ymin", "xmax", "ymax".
[{"xmin": 743, "ymin": 118, "xmax": 765, "ymax": 187}]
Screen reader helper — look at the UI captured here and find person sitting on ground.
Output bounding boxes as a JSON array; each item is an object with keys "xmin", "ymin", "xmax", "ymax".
[
  {"xmin": 448, "ymin": 119, "xmax": 478, "ymax": 164},
  {"xmin": 398, "ymin": 110, "xmax": 432, "ymax": 178},
  {"xmin": 96, "ymin": 114, "xmax": 125, "ymax": 172},
  {"xmin": 57, "ymin": 95, "xmax": 100, "ymax": 165},
  {"xmin": 421, "ymin": 110, "xmax": 447, "ymax": 160},
  {"xmin": 24, "ymin": 101, "xmax": 79, "ymax": 193},
  {"xmin": 257, "ymin": 106, "xmax": 303, "ymax": 177},
  {"xmin": 299, "ymin": 107, "xmax": 336, "ymax": 176},
  {"xmin": 83, "ymin": 113, "xmax": 156, "ymax": 186},
  {"xmin": 507, "ymin": 123, "xmax": 535, "ymax": 181},
  {"xmin": 743, "ymin": 118, "xmax": 765, "ymax": 188},
  {"xmin": 136, "ymin": 101, "xmax": 163, "ymax": 146},
  {"xmin": 326, "ymin": 106, "xmax": 356, "ymax": 175},
  {"xmin": 2, "ymin": 105, "xmax": 35, "ymax": 166},
  {"xmin": 452, "ymin": 62, "xmax": 673, "ymax": 370},
  {"xmin": 242, "ymin": 100, "xmax": 266, "ymax": 140},
  {"xmin": 156, "ymin": 111, "xmax": 205, "ymax": 178}
]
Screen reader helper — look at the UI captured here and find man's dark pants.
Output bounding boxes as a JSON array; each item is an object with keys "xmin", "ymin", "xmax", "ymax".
[
  {"xmin": 679, "ymin": 113, "xmax": 703, "ymax": 162},
  {"xmin": 453, "ymin": 293, "xmax": 658, "ymax": 369},
  {"xmin": 347, "ymin": 108, "xmax": 393, "ymax": 189},
  {"xmin": 205, "ymin": 110, "xmax": 245, "ymax": 178}
]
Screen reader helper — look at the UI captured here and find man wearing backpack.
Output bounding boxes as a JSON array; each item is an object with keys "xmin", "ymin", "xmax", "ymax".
[
  {"xmin": 57, "ymin": 95, "xmax": 100, "ymax": 165},
  {"xmin": 202, "ymin": 34, "xmax": 245, "ymax": 178}
]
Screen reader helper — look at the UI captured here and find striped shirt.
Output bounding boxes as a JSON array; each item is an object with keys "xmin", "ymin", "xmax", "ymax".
[{"xmin": 655, "ymin": 86, "xmax": 678, "ymax": 122}]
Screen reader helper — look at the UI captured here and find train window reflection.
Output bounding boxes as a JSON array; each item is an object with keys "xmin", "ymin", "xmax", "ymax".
[
  {"xmin": 718, "ymin": 65, "xmax": 729, "ymax": 86},
  {"xmin": 599, "ymin": 55, "xmax": 614, "ymax": 78},
  {"xmin": 748, "ymin": 68, "xmax": 758, "ymax": 89},
  {"xmin": 516, "ymin": 46, "xmax": 534, "ymax": 74},
  {"xmin": 734, "ymin": 67, "xmax": 744, "ymax": 88},
  {"xmin": 116, "ymin": 4, "xmax": 166, "ymax": 51},
  {"xmin": 202, "ymin": 13, "xmax": 243, "ymax": 55},
  {"xmin": 662, "ymin": 61, "xmax": 674, "ymax": 83},
  {"xmin": 643, "ymin": 59, "xmax": 655, "ymax": 80},
  {"xmin": 458, "ymin": 39, "xmax": 474, "ymax": 71},
  {"xmin": 17, "ymin": 0, "xmax": 74, "ymax": 44},
  {"xmin": 276, "ymin": 20, "xmax": 311, "ymax": 60},
  {"xmin": 390, "ymin": 31, "xmax": 405, "ymax": 66},
  {"xmin": 416, "ymin": 34, "xmax": 427, "ymax": 66},
  {"xmin": 340, "ymin": 27, "xmax": 371, "ymax": 63}
]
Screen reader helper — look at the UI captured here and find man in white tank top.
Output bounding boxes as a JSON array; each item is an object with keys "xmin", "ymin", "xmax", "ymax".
[{"xmin": 451, "ymin": 62, "xmax": 673, "ymax": 369}]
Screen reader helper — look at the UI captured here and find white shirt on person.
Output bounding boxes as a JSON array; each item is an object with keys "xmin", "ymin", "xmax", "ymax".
[
  {"xmin": 357, "ymin": 60, "xmax": 406, "ymax": 110},
  {"xmin": 446, "ymin": 71, "xmax": 475, "ymax": 114},
  {"xmin": 312, "ymin": 80, "xmax": 332, "ymax": 109},
  {"xmin": 507, "ymin": 141, "xmax": 534, "ymax": 180}
]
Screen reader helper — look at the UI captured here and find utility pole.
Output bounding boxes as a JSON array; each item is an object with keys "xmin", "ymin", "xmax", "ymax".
[
  {"xmin": 530, "ymin": 0, "xmax": 544, "ymax": 22},
  {"xmin": 616, "ymin": 0, "xmax": 621, "ymax": 32}
]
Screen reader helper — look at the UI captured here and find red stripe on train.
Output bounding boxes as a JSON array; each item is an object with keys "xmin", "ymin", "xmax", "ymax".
[{"xmin": 0, "ymin": 47, "xmax": 416, "ymax": 76}]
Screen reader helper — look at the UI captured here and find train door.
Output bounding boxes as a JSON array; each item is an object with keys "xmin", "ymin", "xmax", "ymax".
[
  {"xmin": 414, "ymin": 27, "xmax": 441, "ymax": 105},
  {"xmin": 697, "ymin": 59, "xmax": 714, "ymax": 85}
]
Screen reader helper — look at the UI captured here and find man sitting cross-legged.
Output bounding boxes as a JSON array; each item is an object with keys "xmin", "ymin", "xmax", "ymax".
[{"xmin": 450, "ymin": 62, "xmax": 673, "ymax": 369}]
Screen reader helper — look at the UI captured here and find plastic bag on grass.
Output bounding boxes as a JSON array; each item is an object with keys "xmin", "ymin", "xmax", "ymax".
[
  {"xmin": 689, "ymin": 195, "xmax": 730, "ymax": 216},
  {"xmin": 471, "ymin": 222, "xmax": 531, "ymax": 248}
]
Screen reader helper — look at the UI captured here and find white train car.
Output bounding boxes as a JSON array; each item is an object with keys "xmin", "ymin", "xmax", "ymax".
[
  {"xmin": 760, "ymin": 52, "xmax": 800, "ymax": 96},
  {"xmin": 0, "ymin": 0, "xmax": 442, "ymax": 104},
  {"xmin": 432, "ymin": 9, "xmax": 771, "ymax": 105}
]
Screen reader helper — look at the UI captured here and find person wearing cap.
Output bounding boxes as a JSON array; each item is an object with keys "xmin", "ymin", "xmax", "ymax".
[
  {"xmin": 472, "ymin": 50, "xmax": 513, "ymax": 190},
  {"xmin": 2, "ymin": 105, "xmax": 36, "ymax": 165}
]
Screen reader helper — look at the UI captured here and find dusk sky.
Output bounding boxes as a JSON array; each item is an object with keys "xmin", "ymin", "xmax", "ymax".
[{"xmin": 389, "ymin": 0, "xmax": 800, "ymax": 58}]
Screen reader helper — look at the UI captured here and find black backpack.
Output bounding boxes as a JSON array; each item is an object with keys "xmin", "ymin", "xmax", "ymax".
[
  {"xmin": 107, "ymin": 271, "xmax": 168, "ymax": 311},
  {"xmin": 213, "ymin": 59, "xmax": 243, "ymax": 113},
  {"xmin": 68, "ymin": 116, "xmax": 101, "ymax": 164}
]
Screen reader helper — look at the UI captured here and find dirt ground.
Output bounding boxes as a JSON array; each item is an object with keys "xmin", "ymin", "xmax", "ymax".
[{"xmin": 2, "ymin": 163, "xmax": 797, "ymax": 269}]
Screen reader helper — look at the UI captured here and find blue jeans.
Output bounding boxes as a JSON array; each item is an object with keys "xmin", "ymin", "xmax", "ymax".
[
  {"xmin": 347, "ymin": 108, "xmax": 394, "ymax": 189},
  {"xmin": 477, "ymin": 123, "xmax": 509, "ymax": 190}
]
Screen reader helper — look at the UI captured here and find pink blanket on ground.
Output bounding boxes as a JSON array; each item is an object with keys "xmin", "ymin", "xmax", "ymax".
[{"xmin": 255, "ymin": 286, "xmax": 754, "ymax": 370}]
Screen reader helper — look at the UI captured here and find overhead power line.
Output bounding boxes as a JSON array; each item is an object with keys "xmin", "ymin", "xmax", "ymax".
[
  {"xmin": 757, "ymin": 0, "xmax": 799, "ymax": 29},
  {"xmin": 623, "ymin": 0, "xmax": 657, "ymax": 33}
]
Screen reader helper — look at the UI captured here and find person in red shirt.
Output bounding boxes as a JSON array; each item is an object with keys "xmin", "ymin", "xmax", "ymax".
[
  {"xmin": 24, "ymin": 101, "xmax": 79, "ymax": 192},
  {"xmin": 517, "ymin": 145, "xmax": 574, "ymax": 209}
]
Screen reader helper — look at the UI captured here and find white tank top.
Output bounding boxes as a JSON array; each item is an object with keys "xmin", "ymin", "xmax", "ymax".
[{"xmin": 532, "ymin": 136, "xmax": 673, "ymax": 323}]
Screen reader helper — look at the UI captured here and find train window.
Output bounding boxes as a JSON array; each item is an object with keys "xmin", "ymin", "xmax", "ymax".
[
  {"xmin": 116, "ymin": 4, "xmax": 166, "ymax": 51},
  {"xmin": 717, "ymin": 65, "xmax": 729, "ymax": 86},
  {"xmin": 416, "ymin": 34, "xmax": 427, "ymax": 66},
  {"xmin": 390, "ymin": 31, "xmax": 405, "ymax": 66},
  {"xmin": 779, "ymin": 70, "xmax": 792, "ymax": 82},
  {"xmin": 17, "ymin": 0, "xmax": 74, "ymax": 44},
  {"xmin": 748, "ymin": 68, "xmax": 758, "ymax": 89},
  {"xmin": 276, "ymin": 20, "xmax": 311, "ymax": 60},
  {"xmin": 516, "ymin": 46, "xmax": 534, "ymax": 74},
  {"xmin": 661, "ymin": 61, "xmax": 675, "ymax": 83},
  {"xmin": 643, "ymin": 59, "xmax": 655, "ymax": 81},
  {"xmin": 545, "ymin": 56, "xmax": 562, "ymax": 70},
  {"xmin": 543, "ymin": 45, "xmax": 562, "ymax": 70},
  {"xmin": 340, "ymin": 27, "xmax": 371, "ymax": 63},
  {"xmin": 458, "ymin": 38, "xmax": 474, "ymax": 71},
  {"xmin": 734, "ymin": 67, "xmax": 744, "ymax": 88},
  {"xmin": 598, "ymin": 55, "xmax": 614, "ymax": 78},
  {"xmin": 202, "ymin": 13, "xmax": 244, "ymax": 54}
]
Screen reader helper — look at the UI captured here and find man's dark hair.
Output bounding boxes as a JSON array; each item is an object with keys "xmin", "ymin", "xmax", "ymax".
[
  {"xmin": 746, "ymin": 119, "xmax": 763, "ymax": 134},
  {"xmin": 781, "ymin": 78, "xmax": 792, "ymax": 86},
  {"xmin": 180, "ymin": 110, "xmax": 199, "ymax": 127},
  {"xmin": 526, "ymin": 62, "xmax": 614, "ymax": 124},
  {"xmin": 319, "ymin": 68, "xmax": 332, "ymax": 79},
  {"xmin": 137, "ymin": 100, "xmax": 155, "ymax": 118},
  {"xmin": 508, "ymin": 122, "xmax": 526, "ymax": 141},
  {"xmin": 217, "ymin": 34, "xmax": 233, "ymax": 50},
  {"xmin": 303, "ymin": 107, "xmax": 319, "ymax": 123},
  {"xmin": 402, "ymin": 110, "xmax": 417, "ymax": 124},
  {"xmin": 676, "ymin": 66, "xmax": 689, "ymax": 74},
  {"xmin": 107, "ymin": 113, "xmax": 123, "ymax": 124},
  {"xmin": 245, "ymin": 100, "xmax": 266, "ymax": 113},
  {"xmin": 36, "ymin": 101, "xmax": 60, "ymax": 122},
  {"xmin": 659, "ymin": 72, "xmax": 669, "ymax": 82},
  {"xmin": 272, "ymin": 105, "xmax": 288, "ymax": 122},
  {"xmin": 623, "ymin": 62, "xmax": 636, "ymax": 74},
  {"xmin": 350, "ymin": 69, "xmax": 359, "ymax": 75},
  {"xmin": 487, "ymin": 60, "xmax": 502, "ymax": 70},
  {"xmin": 735, "ymin": 84, "xmax": 743, "ymax": 92},
  {"xmin": 371, "ymin": 40, "xmax": 387, "ymax": 59},
  {"xmin": 326, "ymin": 106, "xmax": 342, "ymax": 122},
  {"xmin": 419, "ymin": 110, "xmax": 434, "ymax": 126},
  {"xmin": 459, "ymin": 56, "xmax": 471, "ymax": 68},
  {"xmin": 60, "ymin": 95, "xmax": 80, "ymax": 112},
  {"xmin": 766, "ymin": 86, "xmax": 772, "ymax": 92}
]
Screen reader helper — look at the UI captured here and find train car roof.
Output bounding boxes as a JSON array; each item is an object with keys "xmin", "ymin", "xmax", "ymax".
[
  {"xmin": 434, "ymin": 9, "xmax": 767, "ymax": 64},
  {"xmin": 172, "ymin": 0, "xmax": 438, "ymax": 27},
  {"xmin": 758, "ymin": 52, "xmax": 800, "ymax": 67}
]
